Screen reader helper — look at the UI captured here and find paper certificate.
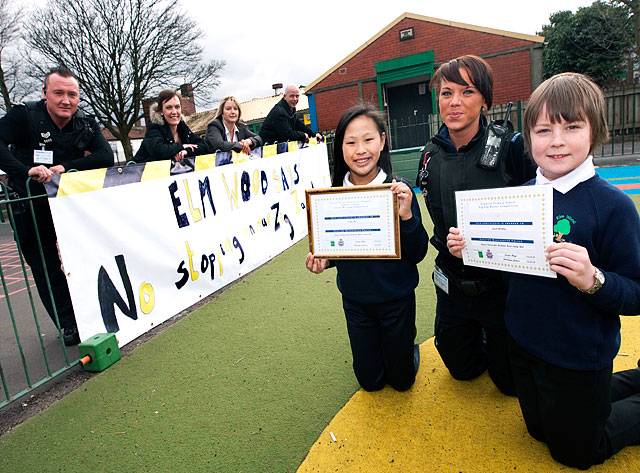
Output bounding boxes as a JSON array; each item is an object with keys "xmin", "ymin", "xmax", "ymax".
[
  {"xmin": 306, "ymin": 184, "xmax": 400, "ymax": 259},
  {"xmin": 455, "ymin": 185, "xmax": 556, "ymax": 278}
]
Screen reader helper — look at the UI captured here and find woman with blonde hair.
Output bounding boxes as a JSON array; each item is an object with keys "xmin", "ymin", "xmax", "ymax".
[{"xmin": 205, "ymin": 96, "xmax": 263, "ymax": 154}]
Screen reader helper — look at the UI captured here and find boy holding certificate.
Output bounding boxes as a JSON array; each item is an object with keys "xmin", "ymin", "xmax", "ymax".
[
  {"xmin": 306, "ymin": 104, "xmax": 428, "ymax": 392},
  {"xmin": 447, "ymin": 73, "xmax": 640, "ymax": 469}
]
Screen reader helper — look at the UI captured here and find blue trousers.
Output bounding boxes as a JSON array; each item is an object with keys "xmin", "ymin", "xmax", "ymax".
[{"xmin": 342, "ymin": 292, "xmax": 417, "ymax": 392}]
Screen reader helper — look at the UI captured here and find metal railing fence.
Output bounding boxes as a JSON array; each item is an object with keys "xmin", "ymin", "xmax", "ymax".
[
  {"xmin": 0, "ymin": 181, "xmax": 80, "ymax": 411},
  {"xmin": 382, "ymin": 85, "xmax": 640, "ymax": 158}
]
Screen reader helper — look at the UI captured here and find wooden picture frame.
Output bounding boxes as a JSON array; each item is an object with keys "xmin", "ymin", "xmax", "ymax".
[{"xmin": 305, "ymin": 184, "xmax": 401, "ymax": 259}]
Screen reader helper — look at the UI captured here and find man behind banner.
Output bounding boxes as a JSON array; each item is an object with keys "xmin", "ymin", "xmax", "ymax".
[
  {"xmin": 259, "ymin": 84, "xmax": 323, "ymax": 144},
  {"xmin": 0, "ymin": 66, "xmax": 113, "ymax": 346}
]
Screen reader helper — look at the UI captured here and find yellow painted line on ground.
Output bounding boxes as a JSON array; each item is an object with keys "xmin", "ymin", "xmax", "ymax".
[{"xmin": 298, "ymin": 318, "xmax": 640, "ymax": 472}]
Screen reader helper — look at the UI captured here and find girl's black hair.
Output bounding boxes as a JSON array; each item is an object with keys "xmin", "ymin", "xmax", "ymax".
[{"xmin": 331, "ymin": 103, "xmax": 392, "ymax": 187}]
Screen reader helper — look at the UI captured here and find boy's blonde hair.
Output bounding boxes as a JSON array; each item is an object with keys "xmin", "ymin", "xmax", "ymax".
[{"xmin": 524, "ymin": 72, "xmax": 609, "ymax": 152}]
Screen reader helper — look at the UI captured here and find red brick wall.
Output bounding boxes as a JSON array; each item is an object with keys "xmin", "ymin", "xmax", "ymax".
[
  {"xmin": 181, "ymin": 96, "xmax": 196, "ymax": 117},
  {"xmin": 490, "ymin": 50, "xmax": 532, "ymax": 105},
  {"xmin": 311, "ymin": 17, "xmax": 538, "ymax": 131}
]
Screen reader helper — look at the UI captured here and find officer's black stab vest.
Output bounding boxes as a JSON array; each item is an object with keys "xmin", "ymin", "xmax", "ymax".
[
  {"xmin": 424, "ymin": 126, "xmax": 514, "ymax": 274},
  {"xmin": 16, "ymin": 100, "xmax": 95, "ymax": 166},
  {"xmin": 8, "ymin": 101, "xmax": 96, "ymax": 195}
]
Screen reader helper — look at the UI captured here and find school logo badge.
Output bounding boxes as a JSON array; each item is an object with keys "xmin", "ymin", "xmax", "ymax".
[{"xmin": 553, "ymin": 215, "xmax": 576, "ymax": 242}]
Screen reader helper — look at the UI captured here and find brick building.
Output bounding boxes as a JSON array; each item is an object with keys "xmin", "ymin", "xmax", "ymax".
[{"xmin": 305, "ymin": 12, "xmax": 544, "ymax": 152}]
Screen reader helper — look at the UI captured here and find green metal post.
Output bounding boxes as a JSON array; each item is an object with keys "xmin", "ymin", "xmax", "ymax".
[
  {"xmin": 1, "ymin": 185, "xmax": 54, "ymax": 376},
  {"xmin": 516, "ymin": 101, "xmax": 523, "ymax": 133},
  {"xmin": 621, "ymin": 87, "xmax": 626, "ymax": 154},
  {"xmin": 611, "ymin": 91, "xmax": 616, "ymax": 156},
  {"xmin": 633, "ymin": 89, "xmax": 637, "ymax": 154},
  {"xmin": 0, "ymin": 259, "xmax": 33, "ymax": 387}
]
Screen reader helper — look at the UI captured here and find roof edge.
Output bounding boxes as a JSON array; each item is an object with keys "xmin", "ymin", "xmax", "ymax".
[
  {"xmin": 403, "ymin": 13, "xmax": 544, "ymax": 43},
  {"xmin": 306, "ymin": 12, "xmax": 544, "ymax": 93},
  {"xmin": 306, "ymin": 12, "xmax": 407, "ymax": 92}
]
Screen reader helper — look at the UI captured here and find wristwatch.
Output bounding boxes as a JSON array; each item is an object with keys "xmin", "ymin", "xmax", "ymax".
[{"xmin": 581, "ymin": 267, "xmax": 605, "ymax": 294}]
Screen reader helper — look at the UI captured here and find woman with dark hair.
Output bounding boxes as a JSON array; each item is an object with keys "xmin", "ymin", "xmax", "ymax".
[
  {"xmin": 306, "ymin": 103, "xmax": 429, "ymax": 392},
  {"xmin": 205, "ymin": 96, "xmax": 262, "ymax": 154},
  {"xmin": 134, "ymin": 89, "xmax": 207, "ymax": 163},
  {"xmin": 420, "ymin": 55, "xmax": 535, "ymax": 395}
]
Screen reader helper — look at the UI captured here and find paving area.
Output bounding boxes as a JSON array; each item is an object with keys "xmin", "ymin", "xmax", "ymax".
[
  {"xmin": 597, "ymin": 164, "xmax": 640, "ymax": 194},
  {"xmin": 0, "ymin": 222, "xmax": 79, "ymax": 410},
  {"xmin": 298, "ymin": 319, "xmax": 640, "ymax": 473}
]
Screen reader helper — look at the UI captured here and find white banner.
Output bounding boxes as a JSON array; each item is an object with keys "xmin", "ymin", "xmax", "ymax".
[{"xmin": 47, "ymin": 144, "xmax": 331, "ymax": 346}]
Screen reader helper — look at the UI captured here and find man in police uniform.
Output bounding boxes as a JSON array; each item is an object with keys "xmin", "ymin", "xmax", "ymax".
[{"xmin": 0, "ymin": 66, "xmax": 113, "ymax": 345}]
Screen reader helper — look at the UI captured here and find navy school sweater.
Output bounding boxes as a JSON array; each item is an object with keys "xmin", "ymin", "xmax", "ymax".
[
  {"xmin": 333, "ymin": 184, "xmax": 429, "ymax": 304},
  {"xmin": 505, "ymin": 175, "xmax": 640, "ymax": 370}
]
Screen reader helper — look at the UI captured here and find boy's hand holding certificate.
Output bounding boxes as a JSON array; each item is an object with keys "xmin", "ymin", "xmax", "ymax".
[{"xmin": 455, "ymin": 185, "xmax": 556, "ymax": 278}]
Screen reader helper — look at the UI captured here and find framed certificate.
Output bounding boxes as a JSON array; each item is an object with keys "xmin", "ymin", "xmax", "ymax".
[{"xmin": 306, "ymin": 184, "xmax": 400, "ymax": 259}]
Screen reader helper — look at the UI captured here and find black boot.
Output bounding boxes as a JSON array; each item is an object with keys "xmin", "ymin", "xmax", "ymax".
[{"xmin": 62, "ymin": 327, "xmax": 80, "ymax": 346}]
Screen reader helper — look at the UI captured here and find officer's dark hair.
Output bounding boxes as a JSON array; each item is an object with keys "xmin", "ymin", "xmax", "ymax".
[
  {"xmin": 331, "ymin": 103, "xmax": 392, "ymax": 187},
  {"xmin": 430, "ymin": 55, "xmax": 493, "ymax": 110},
  {"xmin": 43, "ymin": 66, "xmax": 78, "ymax": 92},
  {"xmin": 156, "ymin": 89, "xmax": 181, "ymax": 113}
]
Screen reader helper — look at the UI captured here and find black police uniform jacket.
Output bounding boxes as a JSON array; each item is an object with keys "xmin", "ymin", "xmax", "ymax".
[
  {"xmin": 259, "ymin": 98, "xmax": 315, "ymax": 144},
  {"xmin": 423, "ymin": 116, "xmax": 536, "ymax": 283},
  {"xmin": 0, "ymin": 100, "xmax": 114, "ymax": 195}
]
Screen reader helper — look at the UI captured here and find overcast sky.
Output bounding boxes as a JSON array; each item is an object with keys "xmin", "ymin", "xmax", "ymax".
[
  {"xmin": 19, "ymin": 0, "xmax": 596, "ymax": 105},
  {"xmin": 187, "ymin": 0, "xmax": 595, "ymax": 104}
]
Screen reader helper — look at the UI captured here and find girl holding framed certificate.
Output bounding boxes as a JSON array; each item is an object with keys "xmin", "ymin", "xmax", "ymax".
[{"xmin": 305, "ymin": 104, "xmax": 428, "ymax": 392}]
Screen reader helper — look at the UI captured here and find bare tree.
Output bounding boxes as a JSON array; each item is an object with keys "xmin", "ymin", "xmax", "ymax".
[
  {"xmin": 0, "ymin": 0, "xmax": 34, "ymax": 113},
  {"xmin": 25, "ymin": 0, "xmax": 225, "ymax": 160}
]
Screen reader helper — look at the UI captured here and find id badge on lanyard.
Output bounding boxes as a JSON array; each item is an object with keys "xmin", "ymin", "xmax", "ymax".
[
  {"xmin": 433, "ymin": 265, "xmax": 449, "ymax": 295},
  {"xmin": 34, "ymin": 148, "xmax": 53, "ymax": 165},
  {"xmin": 35, "ymin": 130, "xmax": 54, "ymax": 164}
]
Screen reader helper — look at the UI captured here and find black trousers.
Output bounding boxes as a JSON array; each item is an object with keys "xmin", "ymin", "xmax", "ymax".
[
  {"xmin": 11, "ymin": 198, "xmax": 76, "ymax": 331},
  {"xmin": 433, "ymin": 281, "xmax": 514, "ymax": 395},
  {"xmin": 342, "ymin": 292, "xmax": 417, "ymax": 392},
  {"xmin": 509, "ymin": 337, "xmax": 640, "ymax": 470}
]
